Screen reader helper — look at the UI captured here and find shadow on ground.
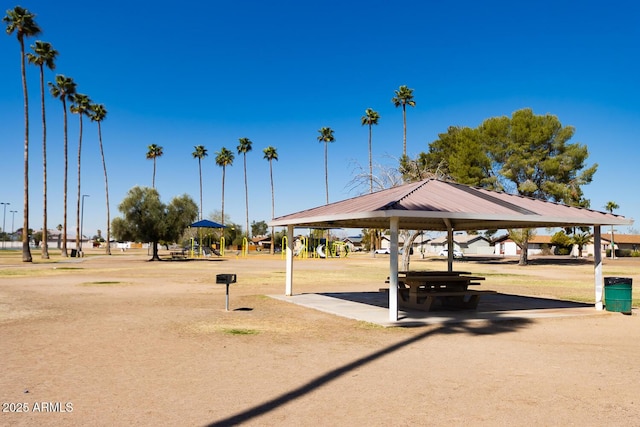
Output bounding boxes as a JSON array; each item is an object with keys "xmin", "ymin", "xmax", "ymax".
[
  {"xmin": 320, "ymin": 291, "xmax": 592, "ymax": 312},
  {"xmin": 206, "ymin": 312, "xmax": 532, "ymax": 426}
]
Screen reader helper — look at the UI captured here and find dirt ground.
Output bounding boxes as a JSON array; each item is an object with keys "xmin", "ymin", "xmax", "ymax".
[{"xmin": 1, "ymin": 249, "xmax": 639, "ymax": 426}]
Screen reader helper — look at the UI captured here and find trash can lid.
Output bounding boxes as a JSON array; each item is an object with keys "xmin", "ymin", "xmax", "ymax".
[{"xmin": 604, "ymin": 277, "xmax": 633, "ymax": 285}]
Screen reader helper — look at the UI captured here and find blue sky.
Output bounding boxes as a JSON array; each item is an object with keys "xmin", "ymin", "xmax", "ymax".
[{"xmin": 1, "ymin": 0, "xmax": 638, "ymax": 238}]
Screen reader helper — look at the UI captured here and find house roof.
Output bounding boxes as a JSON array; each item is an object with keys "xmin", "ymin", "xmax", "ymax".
[
  {"xmin": 493, "ymin": 234, "xmax": 554, "ymax": 244},
  {"xmin": 430, "ymin": 234, "xmax": 490, "ymax": 244},
  {"xmin": 270, "ymin": 179, "xmax": 633, "ymax": 231},
  {"xmin": 600, "ymin": 234, "xmax": 640, "ymax": 244}
]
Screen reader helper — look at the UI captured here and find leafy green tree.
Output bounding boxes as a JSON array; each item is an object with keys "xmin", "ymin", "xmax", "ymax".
[
  {"xmin": 361, "ymin": 108, "xmax": 380, "ymax": 193},
  {"xmin": 49, "ymin": 74, "xmax": 76, "ymax": 257},
  {"xmin": 251, "ymin": 220, "xmax": 268, "ymax": 236},
  {"xmin": 27, "ymin": 40, "xmax": 57, "ymax": 259},
  {"xmin": 605, "ymin": 201, "xmax": 619, "ymax": 259},
  {"xmin": 70, "ymin": 93, "xmax": 92, "ymax": 253},
  {"xmin": 551, "ymin": 230, "xmax": 573, "ymax": 255},
  {"xmin": 317, "ymin": 127, "xmax": 335, "ymax": 204},
  {"xmin": 410, "ymin": 108, "xmax": 597, "ymax": 265},
  {"xmin": 111, "ymin": 186, "xmax": 198, "ymax": 261},
  {"xmin": 4, "ymin": 5, "xmax": 42, "ymax": 262},
  {"xmin": 146, "ymin": 144, "xmax": 163, "ymax": 188},
  {"xmin": 191, "ymin": 145, "xmax": 208, "ymax": 220},
  {"xmin": 237, "ymin": 137, "xmax": 253, "ymax": 238},
  {"xmin": 263, "ymin": 146, "xmax": 278, "ymax": 254},
  {"xmin": 484, "ymin": 109, "xmax": 597, "ymax": 265},
  {"xmin": 215, "ymin": 147, "xmax": 234, "ymax": 227},
  {"xmin": 391, "ymin": 85, "xmax": 416, "ymax": 157},
  {"xmin": 482, "ymin": 108, "xmax": 597, "ymax": 206},
  {"xmin": 414, "ymin": 126, "xmax": 498, "ymax": 188},
  {"xmin": 89, "ymin": 103, "xmax": 111, "ymax": 255}
]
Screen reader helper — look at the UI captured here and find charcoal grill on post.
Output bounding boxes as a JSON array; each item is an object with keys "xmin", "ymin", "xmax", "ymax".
[{"xmin": 216, "ymin": 274, "xmax": 237, "ymax": 311}]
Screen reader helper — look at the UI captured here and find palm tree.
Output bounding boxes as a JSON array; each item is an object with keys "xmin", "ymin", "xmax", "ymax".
[
  {"xmin": 4, "ymin": 6, "xmax": 41, "ymax": 262},
  {"xmin": 605, "ymin": 201, "xmax": 619, "ymax": 259},
  {"xmin": 192, "ymin": 145, "xmax": 208, "ymax": 220},
  {"xmin": 89, "ymin": 103, "xmax": 111, "ymax": 255},
  {"xmin": 391, "ymin": 85, "xmax": 416, "ymax": 157},
  {"xmin": 27, "ymin": 40, "xmax": 57, "ymax": 259},
  {"xmin": 49, "ymin": 74, "xmax": 77, "ymax": 257},
  {"xmin": 317, "ymin": 127, "xmax": 335, "ymax": 204},
  {"xmin": 263, "ymin": 146, "xmax": 278, "ymax": 254},
  {"xmin": 571, "ymin": 232, "xmax": 592, "ymax": 258},
  {"xmin": 361, "ymin": 108, "xmax": 380, "ymax": 193},
  {"xmin": 237, "ymin": 137, "xmax": 253, "ymax": 239},
  {"xmin": 215, "ymin": 147, "xmax": 234, "ymax": 228},
  {"xmin": 70, "ymin": 93, "xmax": 92, "ymax": 253},
  {"xmin": 146, "ymin": 144, "xmax": 164, "ymax": 188}
]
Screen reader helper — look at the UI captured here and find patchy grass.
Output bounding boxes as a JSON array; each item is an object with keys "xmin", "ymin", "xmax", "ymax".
[
  {"xmin": 79, "ymin": 281, "xmax": 129, "ymax": 287},
  {"xmin": 222, "ymin": 328, "xmax": 260, "ymax": 335}
]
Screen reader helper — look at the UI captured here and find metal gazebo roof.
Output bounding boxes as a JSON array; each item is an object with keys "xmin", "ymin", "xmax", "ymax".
[{"xmin": 270, "ymin": 179, "xmax": 632, "ymax": 231}]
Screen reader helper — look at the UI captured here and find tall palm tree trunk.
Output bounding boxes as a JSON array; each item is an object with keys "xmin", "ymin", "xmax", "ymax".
[
  {"xmin": 38, "ymin": 63, "xmax": 49, "ymax": 258},
  {"xmin": 269, "ymin": 159, "xmax": 275, "ymax": 255},
  {"xmin": 62, "ymin": 100, "xmax": 69, "ymax": 257},
  {"xmin": 152, "ymin": 159, "xmax": 156, "ymax": 189},
  {"xmin": 221, "ymin": 167, "xmax": 226, "ymax": 227},
  {"xmin": 75, "ymin": 116, "xmax": 84, "ymax": 253},
  {"xmin": 198, "ymin": 158, "xmax": 203, "ymax": 220},
  {"xmin": 324, "ymin": 142, "xmax": 329, "ymax": 204},
  {"xmin": 243, "ymin": 153, "xmax": 249, "ymax": 238},
  {"xmin": 368, "ymin": 123, "xmax": 373, "ymax": 193},
  {"xmin": 402, "ymin": 104, "xmax": 407, "ymax": 157},
  {"xmin": 97, "ymin": 122, "xmax": 111, "ymax": 255},
  {"xmin": 19, "ymin": 37, "xmax": 32, "ymax": 262}
]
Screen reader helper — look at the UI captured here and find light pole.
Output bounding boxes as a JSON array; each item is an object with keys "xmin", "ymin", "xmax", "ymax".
[
  {"xmin": 1, "ymin": 202, "xmax": 9, "ymax": 249},
  {"xmin": 80, "ymin": 195, "xmax": 89, "ymax": 255},
  {"xmin": 10, "ymin": 210, "xmax": 17, "ymax": 247}
]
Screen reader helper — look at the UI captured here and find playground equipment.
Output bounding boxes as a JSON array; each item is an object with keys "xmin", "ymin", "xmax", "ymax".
[
  {"xmin": 220, "ymin": 236, "xmax": 226, "ymax": 256},
  {"xmin": 241, "ymin": 237, "xmax": 248, "ymax": 258},
  {"xmin": 281, "ymin": 236, "xmax": 288, "ymax": 259},
  {"xmin": 298, "ymin": 236, "xmax": 308, "ymax": 258}
]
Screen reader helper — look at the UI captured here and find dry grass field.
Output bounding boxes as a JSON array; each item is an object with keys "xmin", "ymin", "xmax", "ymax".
[{"xmin": 1, "ymin": 248, "xmax": 639, "ymax": 426}]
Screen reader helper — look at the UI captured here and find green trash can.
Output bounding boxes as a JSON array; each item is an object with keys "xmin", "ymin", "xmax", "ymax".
[{"xmin": 604, "ymin": 277, "xmax": 633, "ymax": 314}]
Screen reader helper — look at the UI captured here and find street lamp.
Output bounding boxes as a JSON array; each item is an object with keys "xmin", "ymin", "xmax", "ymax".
[
  {"xmin": 80, "ymin": 195, "xmax": 89, "ymax": 254},
  {"xmin": 10, "ymin": 210, "xmax": 17, "ymax": 246},
  {"xmin": 1, "ymin": 202, "xmax": 9, "ymax": 249}
]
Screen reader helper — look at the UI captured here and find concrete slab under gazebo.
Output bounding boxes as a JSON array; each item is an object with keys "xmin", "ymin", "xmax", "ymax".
[{"xmin": 269, "ymin": 179, "xmax": 634, "ymax": 323}]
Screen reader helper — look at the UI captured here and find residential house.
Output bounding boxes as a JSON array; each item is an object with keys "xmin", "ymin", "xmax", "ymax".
[
  {"xmin": 429, "ymin": 233, "xmax": 493, "ymax": 255},
  {"xmin": 493, "ymin": 234, "xmax": 555, "ymax": 256}
]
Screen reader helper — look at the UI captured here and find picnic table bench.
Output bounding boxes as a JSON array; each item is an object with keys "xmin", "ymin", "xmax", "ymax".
[
  {"xmin": 170, "ymin": 250, "xmax": 187, "ymax": 259},
  {"xmin": 382, "ymin": 270, "xmax": 495, "ymax": 311}
]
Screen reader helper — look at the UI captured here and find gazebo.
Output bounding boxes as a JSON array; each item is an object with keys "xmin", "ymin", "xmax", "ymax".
[{"xmin": 269, "ymin": 179, "xmax": 634, "ymax": 322}]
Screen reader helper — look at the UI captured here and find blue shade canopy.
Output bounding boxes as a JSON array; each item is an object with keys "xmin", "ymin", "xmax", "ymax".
[{"xmin": 190, "ymin": 219, "xmax": 225, "ymax": 228}]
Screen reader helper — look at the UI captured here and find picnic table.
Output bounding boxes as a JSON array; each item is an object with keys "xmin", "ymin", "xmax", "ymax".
[
  {"xmin": 384, "ymin": 271, "xmax": 495, "ymax": 311},
  {"xmin": 170, "ymin": 249, "xmax": 187, "ymax": 259}
]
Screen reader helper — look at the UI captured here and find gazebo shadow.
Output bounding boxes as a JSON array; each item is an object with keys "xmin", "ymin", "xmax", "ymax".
[
  {"xmin": 312, "ymin": 291, "xmax": 595, "ymax": 326},
  {"xmin": 319, "ymin": 291, "xmax": 592, "ymax": 311}
]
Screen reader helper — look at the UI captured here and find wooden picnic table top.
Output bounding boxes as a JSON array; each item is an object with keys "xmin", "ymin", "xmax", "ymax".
[
  {"xmin": 399, "ymin": 270, "xmax": 472, "ymax": 276},
  {"xmin": 403, "ymin": 275, "xmax": 485, "ymax": 283}
]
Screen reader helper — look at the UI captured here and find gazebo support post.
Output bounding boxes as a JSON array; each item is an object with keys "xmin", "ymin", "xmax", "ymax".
[
  {"xmin": 444, "ymin": 219, "xmax": 454, "ymax": 272},
  {"xmin": 285, "ymin": 225, "xmax": 294, "ymax": 296},
  {"xmin": 388, "ymin": 217, "xmax": 399, "ymax": 322},
  {"xmin": 593, "ymin": 225, "xmax": 603, "ymax": 310}
]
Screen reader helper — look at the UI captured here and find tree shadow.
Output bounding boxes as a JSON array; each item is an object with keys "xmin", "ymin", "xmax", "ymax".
[{"xmin": 205, "ymin": 314, "xmax": 531, "ymax": 426}]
